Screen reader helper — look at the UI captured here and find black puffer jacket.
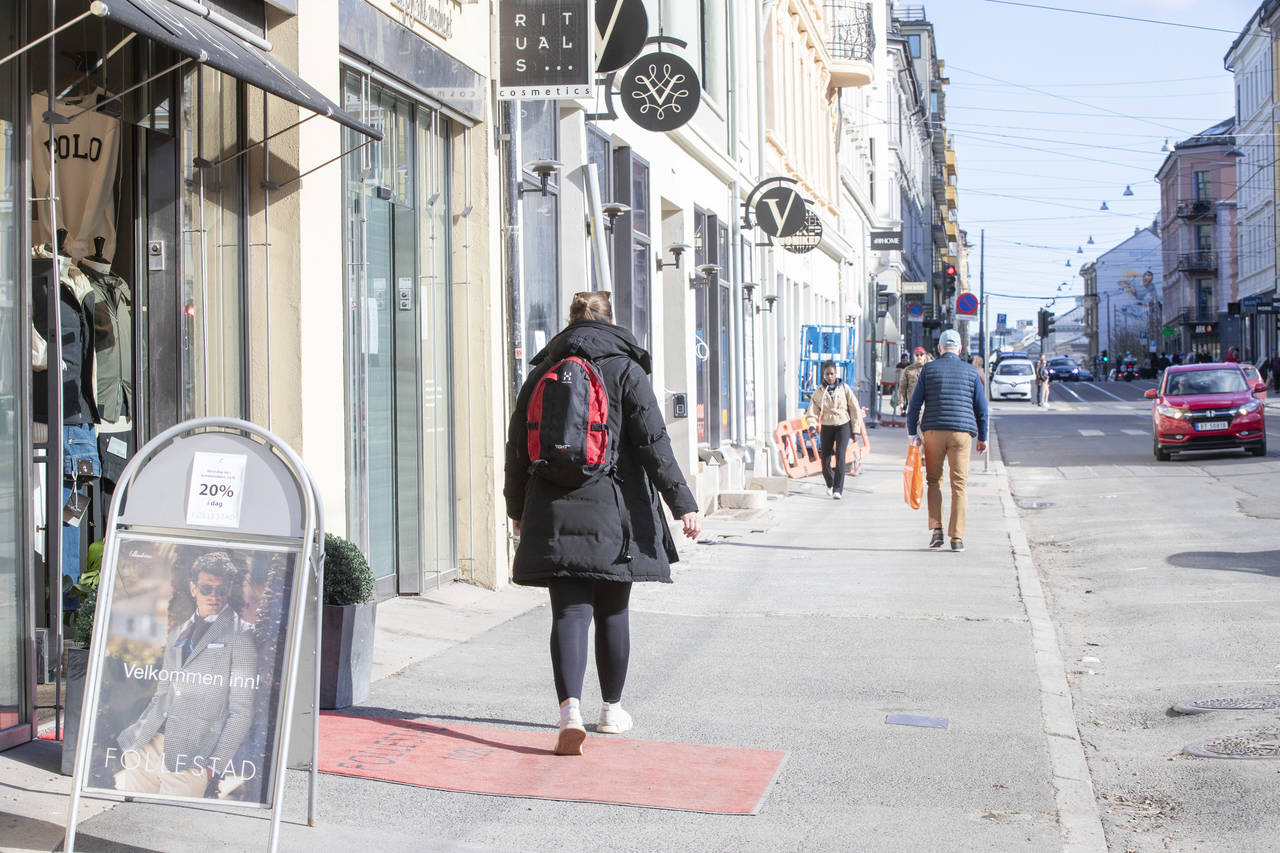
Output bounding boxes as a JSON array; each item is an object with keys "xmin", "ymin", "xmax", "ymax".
[{"xmin": 504, "ymin": 321, "xmax": 699, "ymax": 586}]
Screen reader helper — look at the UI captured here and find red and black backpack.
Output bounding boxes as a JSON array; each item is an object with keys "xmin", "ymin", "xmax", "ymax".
[{"xmin": 525, "ymin": 355, "xmax": 618, "ymax": 488}]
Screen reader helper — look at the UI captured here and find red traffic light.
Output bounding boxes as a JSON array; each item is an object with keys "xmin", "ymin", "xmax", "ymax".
[{"xmin": 945, "ymin": 265, "xmax": 957, "ymax": 276}]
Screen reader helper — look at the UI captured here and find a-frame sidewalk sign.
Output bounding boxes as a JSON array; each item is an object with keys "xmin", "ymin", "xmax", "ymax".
[{"xmin": 65, "ymin": 418, "xmax": 324, "ymax": 853}]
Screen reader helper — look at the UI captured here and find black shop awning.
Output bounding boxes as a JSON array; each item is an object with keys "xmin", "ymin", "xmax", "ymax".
[{"xmin": 88, "ymin": 0, "xmax": 382, "ymax": 140}]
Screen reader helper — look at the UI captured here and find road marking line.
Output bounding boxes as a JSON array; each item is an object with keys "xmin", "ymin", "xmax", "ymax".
[
  {"xmin": 1122, "ymin": 429, "xmax": 1147, "ymax": 436},
  {"xmin": 1083, "ymin": 382, "xmax": 1124, "ymax": 401},
  {"xmin": 1079, "ymin": 429, "xmax": 1105, "ymax": 436},
  {"xmin": 1056, "ymin": 383, "xmax": 1085, "ymax": 402}
]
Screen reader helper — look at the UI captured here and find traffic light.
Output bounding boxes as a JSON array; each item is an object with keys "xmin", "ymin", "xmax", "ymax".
[
  {"xmin": 1037, "ymin": 308, "xmax": 1056, "ymax": 339},
  {"xmin": 943, "ymin": 264, "xmax": 957, "ymax": 299},
  {"xmin": 875, "ymin": 281, "xmax": 890, "ymax": 319}
]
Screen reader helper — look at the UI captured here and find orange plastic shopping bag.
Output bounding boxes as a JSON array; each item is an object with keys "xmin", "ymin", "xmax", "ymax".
[{"xmin": 903, "ymin": 444, "xmax": 923, "ymax": 510}]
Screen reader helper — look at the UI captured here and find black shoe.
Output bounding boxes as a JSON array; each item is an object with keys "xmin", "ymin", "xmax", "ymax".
[
  {"xmin": 929, "ymin": 530, "xmax": 944, "ymax": 549},
  {"xmin": 951, "ymin": 539, "xmax": 965, "ymax": 552}
]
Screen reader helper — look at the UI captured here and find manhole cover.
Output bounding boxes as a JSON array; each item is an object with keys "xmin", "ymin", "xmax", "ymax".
[
  {"xmin": 1184, "ymin": 731, "xmax": 1280, "ymax": 759},
  {"xmin": 1016, "ymin": 500, "xmax": 1055, "ymax": 509},
  {"xmin": 1173, "ymin": 696, "xmax": 1280, "ymax": 714}
]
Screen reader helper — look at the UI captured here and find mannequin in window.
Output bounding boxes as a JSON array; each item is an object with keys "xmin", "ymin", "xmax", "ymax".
[
  {"xmin": 32, "ymin": 229, "xmax": 100, "ymax": 609},
  {"xmin": 31, "ymin": 52, "xmax": 122, "ymax": 261},
  {"xmin": 78, "ymin": 235, "xmax": 134, "ymax": 488}
]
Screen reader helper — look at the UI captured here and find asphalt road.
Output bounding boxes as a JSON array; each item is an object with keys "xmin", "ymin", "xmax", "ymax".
[{"xmin": 995, "ymin": 382, "xmax": 1280, "ymax": 852}]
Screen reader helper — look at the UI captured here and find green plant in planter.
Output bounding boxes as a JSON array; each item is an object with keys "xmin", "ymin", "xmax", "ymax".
[
  {"xmin": 323, "ymin": 533, "xmax": 374, "ymax": 606},
  {"xmin": 72, "ymin": 540, "xmax": 105, "ymax": 646}
]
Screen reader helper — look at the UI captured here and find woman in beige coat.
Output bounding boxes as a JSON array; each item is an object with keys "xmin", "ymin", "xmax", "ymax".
[{"xmin": 805, "ymin": 361, "xmax": 869, "ymax": 499}]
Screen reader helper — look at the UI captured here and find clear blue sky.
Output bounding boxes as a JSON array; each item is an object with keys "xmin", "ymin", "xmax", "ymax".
[{"xmin": 923, "ymin": 0, "xmax": 1261, "ymax": 327}]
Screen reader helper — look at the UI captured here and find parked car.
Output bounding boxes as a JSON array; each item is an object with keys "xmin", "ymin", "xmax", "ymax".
[
  {"xmin": 990, "ymin": 358, "xmax": 1035, "ymax": 401},
  {"xmin": 1147, "ymin": 364, "xmax": 1268, "ymax": 460},
  {"xmin": 1047, "ymin": 357, "xmax": 1084, "ymax": 382},
  {"xmin": 1242, "ymin": 364, "xmax": 1267, "ymax": 400}
]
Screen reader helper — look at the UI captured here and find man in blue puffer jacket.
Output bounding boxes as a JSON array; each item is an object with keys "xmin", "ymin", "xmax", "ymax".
[{"xmin": 905, "ymin": 329, "xmax": 989, "ymax": 552}]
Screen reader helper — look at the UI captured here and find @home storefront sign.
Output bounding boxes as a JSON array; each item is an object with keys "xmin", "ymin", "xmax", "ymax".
[{"xmin": 498, "ymin": 0, "xmax": 593, "ymax": 99}]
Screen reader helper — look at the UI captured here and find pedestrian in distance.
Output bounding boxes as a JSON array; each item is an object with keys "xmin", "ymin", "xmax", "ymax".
[
  {"xmin": 504, "ymin": 291, "xmax": 702, "ymax": 756},
  {"xmin": 898, "ymin": 347, "xmax": 927, "ymax": 416},
  {"xmin": 804, "ymin": 360, "xmax": 868, "ymax": 500},
  {"xmin": 1225, "ymin": 347, "xmax": 1240, "ymax": 364},
  {"xmin": 906, "ymin": 329, "xmax": 989, "ymax": 552},
  {"xmin": 1035, "ymin": 353, "xmax": 1051, "ymax": 408},
  {"xmin": 1269, "ymin": 350, "xmax": 1280, "ymax": 391}
]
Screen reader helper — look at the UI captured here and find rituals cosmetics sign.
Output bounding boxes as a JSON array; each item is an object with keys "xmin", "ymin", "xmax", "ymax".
[{"xmin": 498, "ymin": 0, "xmax": 593, "ymax": 100}]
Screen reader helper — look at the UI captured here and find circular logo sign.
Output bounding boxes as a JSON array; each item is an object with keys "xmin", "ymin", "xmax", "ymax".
[
  {"xmin": 620, "ymin": 51, "xmax": 701, "ymax": 132},
  {"xmin": 956, "ymin": 292, "xmax": 979, "ymax": 315},
  {"xmin": 908, "ymin": 303, "xmax": 925, "ymax": 319},
  {"xmin": 779, "ymin": 211, "xmax": 823, "ymax": 254},
  {"xmin": 754, "ymin": 186, "xmax": 808, "ymax": 238},
  {"xmin": 595, "ymin": 0, "xmax": 650, "ymax": 73}
]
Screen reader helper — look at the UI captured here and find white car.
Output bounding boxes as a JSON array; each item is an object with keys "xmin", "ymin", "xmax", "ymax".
[{"xmin": 990, "ymin": 359, "xmax": 1035, "ymax": 401}]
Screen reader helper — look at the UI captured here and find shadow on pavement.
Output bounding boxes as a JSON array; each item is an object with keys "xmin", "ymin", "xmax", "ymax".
[
  {"xmin": 332, "ymin": 706, "xmax": 555, "ymax": 730},
  {"xmin": 1166, "ymin": 549, "xmax": 1280, "ymax": 577}
]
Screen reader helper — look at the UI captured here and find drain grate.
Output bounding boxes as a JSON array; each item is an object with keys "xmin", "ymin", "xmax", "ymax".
[
  {"xmin": 1016, "ymin": 500, "xmax": 1055, "ymax": 509},
  {"xmin": 1184, "ymin": 731, "xmax": 1280, "ymax": 759},
  {"xmin": 1173, "ymin": 696, "xmax": 1280, "ymax": 714}
]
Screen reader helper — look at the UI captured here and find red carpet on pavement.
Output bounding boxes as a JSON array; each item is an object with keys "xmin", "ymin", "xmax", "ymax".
[{"xmin": 317, "ymin": 713, "xmax": 786, "ymax": 814}]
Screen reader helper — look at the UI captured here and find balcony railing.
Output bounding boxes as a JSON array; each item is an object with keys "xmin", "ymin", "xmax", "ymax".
[
  {"xmin": 825, "ymin": 1, "xmax": 875, "ymax": 64},
  {"xmin": 1175, "ymin": 198, "xmax": 1214, "ymax": 218},
  {"xmin": 1176, "ymin": 251, "xmax": 1217, "ymax": 272}
]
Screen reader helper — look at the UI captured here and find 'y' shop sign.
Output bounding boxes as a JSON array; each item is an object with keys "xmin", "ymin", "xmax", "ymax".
[{"xmin": 498, "ymin": 0, "xmax": 593, "ymax": 100}]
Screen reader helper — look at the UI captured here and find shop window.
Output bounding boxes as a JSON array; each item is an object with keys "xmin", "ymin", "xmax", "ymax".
[
  {"xmin": 694, "ymin": 207, "xmax": 709, "ymax": 444},
  {"xmin": 519, "ymin": 100, "xmax": 561, "ymax": 385},
  {"xmin": 714, "ymin": 219, "xmax": 731, "ymax": 440},
  {"xmin": 180, "ymin": 67, "xmax": 245, "ymax": 420}
]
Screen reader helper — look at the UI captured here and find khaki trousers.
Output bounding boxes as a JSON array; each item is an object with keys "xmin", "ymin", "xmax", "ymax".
[
  {"xmin": 113, "ymin": 733, "xmax": 210, "ymax": 798},
  {"xmin": 922, "ymin": 430, "xmax": 972, "ymax": 539}
]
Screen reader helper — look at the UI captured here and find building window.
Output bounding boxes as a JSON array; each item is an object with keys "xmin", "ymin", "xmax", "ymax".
[
  {"xmin": 693, "ymin": 207, "xmax": 709, "ymax": 444},
  {"xmin": 1195, "ymin": 223, "xmax": 1213, "ymax": 253},
  {"xmin": 519, "ymin": 100, "xmax": 561, "ymax": 380},
  {"xmin": 699, "ymin": 0, "xmax": 728, "ymax": 106},
  {"xmin": 1196, "ymin": 279, "xmax": 1213, "ymax": 319},
  {"xmin": 907, "ymin": 34, "xmax": 921, "ymax": 58},
  {"xmin": 1194, "ymin": 170, "xmax": 1211, "ymax": 202}
]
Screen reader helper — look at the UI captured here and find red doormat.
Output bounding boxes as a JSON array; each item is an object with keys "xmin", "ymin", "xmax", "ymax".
[{"xmin": 318, "ymin": 713, "xmax": 786, "ymax": 815}]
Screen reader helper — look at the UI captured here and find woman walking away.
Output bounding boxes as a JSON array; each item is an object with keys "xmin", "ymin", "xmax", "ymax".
[
  {"xmin": 805, "ymin": 361, "xmax": 867, "ymax": 499},
  {"xmin": 505, "ymin": 291, "xmax": 702, "ymax": 756}
]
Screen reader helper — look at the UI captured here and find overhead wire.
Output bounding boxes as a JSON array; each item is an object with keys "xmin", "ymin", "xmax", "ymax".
[{"xmin": 981, "ymin": 1, "xmax": 1242, "ymax": 35}]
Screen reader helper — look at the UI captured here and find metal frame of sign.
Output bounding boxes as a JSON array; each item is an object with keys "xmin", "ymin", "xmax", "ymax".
[
  {"xmin": 65, "ymin": 418, "xmax": 324, "ymax": 853},
  {"xmin": 740, "ymin": 176, "xmax": 804, "ymax": 232},
  {"xmin": 585, "ymin": 35, "xmax": 690, "ymax": 124}
]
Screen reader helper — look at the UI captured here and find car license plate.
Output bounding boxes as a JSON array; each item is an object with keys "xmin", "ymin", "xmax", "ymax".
[{"xmin": 1195, "ymin": 421, "xmax": 1228, "ymax": 431}]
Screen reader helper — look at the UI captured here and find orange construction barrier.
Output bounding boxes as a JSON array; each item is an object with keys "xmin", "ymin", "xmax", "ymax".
[{"xmin": 773, "ymin": 414, "xmax": 871, "ymax": 480}]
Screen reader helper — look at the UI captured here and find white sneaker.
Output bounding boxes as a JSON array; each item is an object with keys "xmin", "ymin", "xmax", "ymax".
[
  {"xmin": 597, "ymin": 701, "xmax": 633, "ymax": 734},
  {"xmin": 555, "ymin": 699, "xmax": 586, "ymax": 755},
  {"xmin": 832, "ymin": 492, "xmax": 842, "ymax": 500},
  {"xmin": 826, "ymin": 486, "xmax": 833, "ymax": 496}
]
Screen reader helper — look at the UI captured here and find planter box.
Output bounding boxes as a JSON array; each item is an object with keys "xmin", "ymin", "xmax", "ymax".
[
  {"xmin": 320, "ymin": 601, "xmax": 376, "ymax": 709},
  {"xmin": 60, "ymin": 647, "xmax": 90, "ymax": 775}
]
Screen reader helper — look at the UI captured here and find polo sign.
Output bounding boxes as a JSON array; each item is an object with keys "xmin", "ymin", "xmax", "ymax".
[
  {"xmin": 620, "ymin": 50, "xmax": 700, "ymax": 131},
  {"xmin": 594, "ymin": 0, "xmax": 648, "ymax": 73},
  {"xmin": 498, "ymin": 0, "xmax": 593, "ymax": 100},
  {"xmin": 754, "ymin": 186, "xmax": 808, "ymax": 238}
]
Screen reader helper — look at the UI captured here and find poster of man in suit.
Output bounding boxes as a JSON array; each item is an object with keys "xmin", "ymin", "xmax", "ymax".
[{"xmin": 85, "ymin": 538, "xmax": 296, "ymax": 804}]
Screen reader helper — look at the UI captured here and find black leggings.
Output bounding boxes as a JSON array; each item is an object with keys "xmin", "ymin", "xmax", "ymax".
[
  {"xmin": 547, "ymin": 578, "xmax": 632, "ymax": 704},
  {"xmin": 819, "ymin": 422, "xmax": 851, "ymax": 493}
]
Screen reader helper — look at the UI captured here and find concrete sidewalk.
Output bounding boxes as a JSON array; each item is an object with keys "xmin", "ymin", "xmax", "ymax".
[{"xmin": 1, "ymin": 435, "xmax": 1106, "ymax": 852}]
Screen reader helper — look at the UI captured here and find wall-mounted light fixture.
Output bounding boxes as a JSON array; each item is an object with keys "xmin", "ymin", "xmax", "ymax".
[
  {"xmin": 762, "ymin": 294, "xmax": 779, "ymax": 313},
  {"xmin": 601, "ymin": 202, "xmax": 631, "ymax": 234},
  {"xmin": 690, "ymin": 263, "xmax": 719, "ymax": 288},
  {"xmin": 655, "ymin": 242, "xmax": 692, "ymax": 271},
  {"xmin": 518, "ymin": 159, "xmax": 563, "ymax": 197}
]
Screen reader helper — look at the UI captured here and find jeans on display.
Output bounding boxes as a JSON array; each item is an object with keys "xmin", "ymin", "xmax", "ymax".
[{"xmin": 61, "ymin": 422, "xmax": 99, "ymax": 609}]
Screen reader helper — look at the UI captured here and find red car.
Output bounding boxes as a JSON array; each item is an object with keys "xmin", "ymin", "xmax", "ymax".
[{"xmin": 1146, "ymin": 364, "xmax": 1268, "ymax": 460}]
